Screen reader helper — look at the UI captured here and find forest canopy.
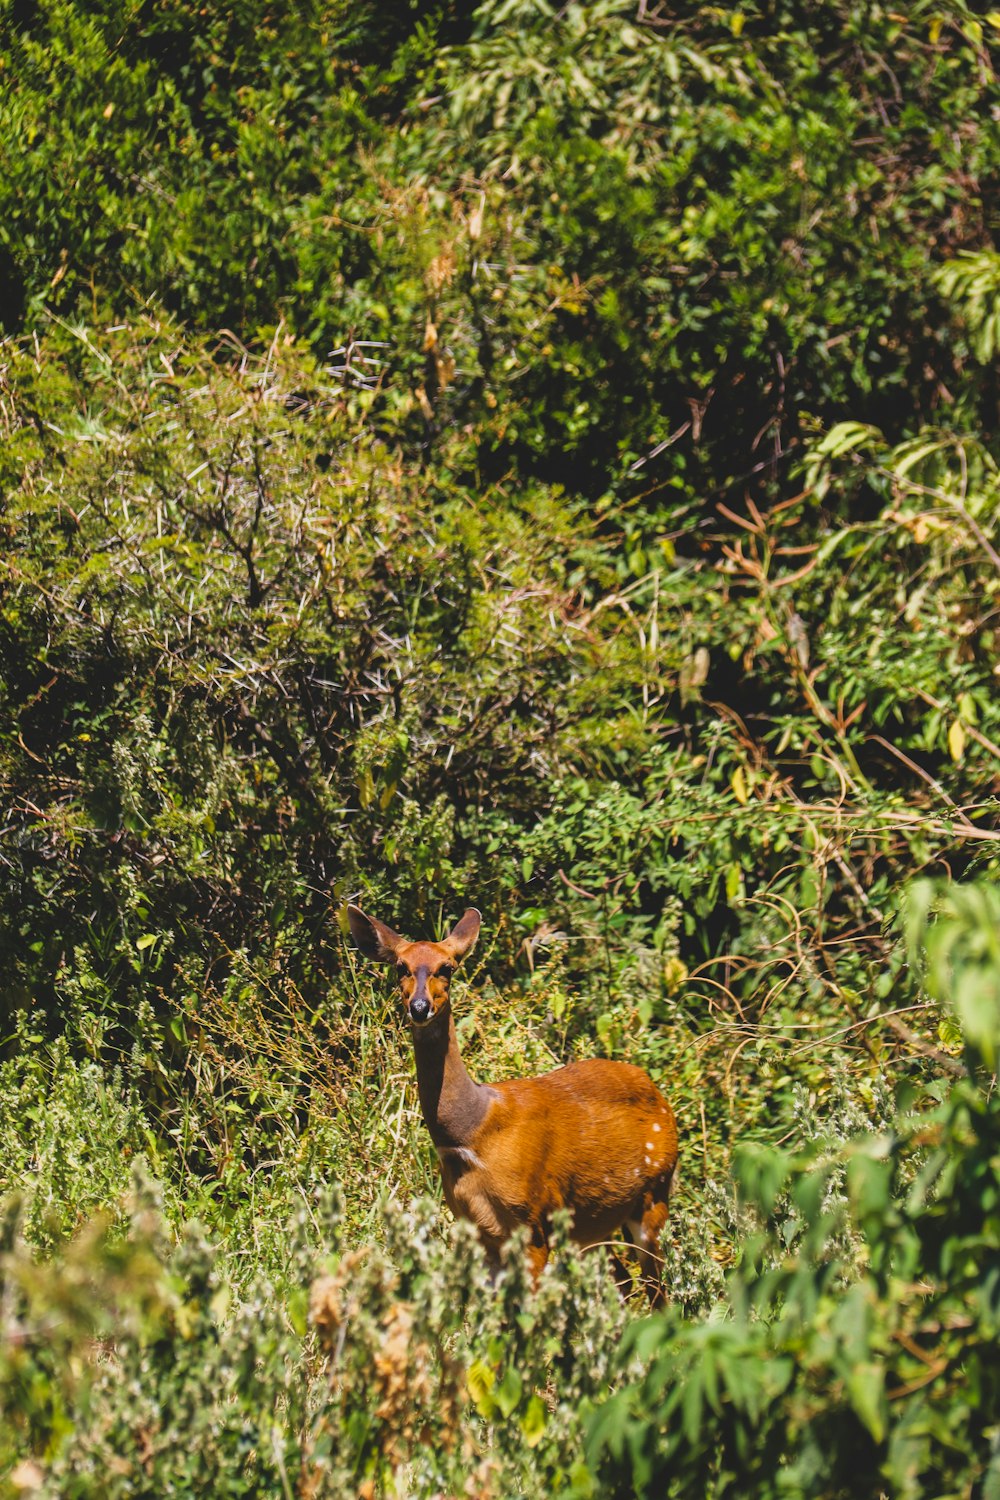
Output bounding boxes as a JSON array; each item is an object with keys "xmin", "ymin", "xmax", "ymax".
[{"xmin": 1, "ymin": 1, "xmax": 998, "ymax": 1495}]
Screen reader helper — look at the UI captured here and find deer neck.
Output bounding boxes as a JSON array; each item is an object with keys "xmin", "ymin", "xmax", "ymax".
[{"xmin": 410, "ymin": 1005, "xmax": 492, "ymax": 1149}]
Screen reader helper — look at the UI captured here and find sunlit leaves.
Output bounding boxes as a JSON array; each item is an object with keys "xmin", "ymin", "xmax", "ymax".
[
  {"xmin": 590, "ymin": 938, "xmax": 1000, "ymax": 1496},
  {"xmin": 935, "ymin": 251, "xmax": 1000, "ymax": 364},
  {"xmin": 906, "ymin": 881, "xmax": 1000, "ymax": 1071}
]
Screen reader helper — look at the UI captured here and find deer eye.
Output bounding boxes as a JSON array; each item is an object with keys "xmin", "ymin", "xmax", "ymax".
[
  {"xmin": 436, "ymin": 964, "xmax": 453, "ymax": 980},
  {"xmin": 396, "ymin": 964, "xmax": 410, "ymax": 980}
]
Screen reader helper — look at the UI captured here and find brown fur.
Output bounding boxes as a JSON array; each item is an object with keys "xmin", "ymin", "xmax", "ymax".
[{"xmin": 347, "ymin": 903, "xmax": 678, "ymax": 1304}]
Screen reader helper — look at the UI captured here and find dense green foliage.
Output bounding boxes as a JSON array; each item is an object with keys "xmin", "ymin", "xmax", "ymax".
[
  {"xmin": 2, "ymin": 896, "xmax": 998, "ymax": 1495},
  {"xmin": 1, "ymin": 0, "xmax": 998, "ymax": 1494},
  {"xmin": 589, "ymin": 887, "xmax": 1000, "ymax": 1497}
]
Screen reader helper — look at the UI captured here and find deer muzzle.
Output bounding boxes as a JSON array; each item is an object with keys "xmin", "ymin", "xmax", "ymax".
[{"xmin": 408, "ymin": 994, "xmax": 431, "ymax": 1025}]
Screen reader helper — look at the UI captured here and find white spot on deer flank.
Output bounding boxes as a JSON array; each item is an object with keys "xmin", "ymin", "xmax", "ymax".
[
  {"xmin": 645, "ymin": 1141, "xmax": 653, "ymax": 1151},
  {"xmin": 653, "ymin": 1123, "xmax": 661, "ymax": 1133},
  {"xmin": 644, "ymin": 1155, "xmax": 651, "ymax": 1166}
]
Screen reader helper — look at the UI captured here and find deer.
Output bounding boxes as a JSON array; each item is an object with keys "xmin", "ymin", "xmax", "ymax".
[{"xmin": 347, "ymin": 903, "xmax": 678, "ymax": 1306}]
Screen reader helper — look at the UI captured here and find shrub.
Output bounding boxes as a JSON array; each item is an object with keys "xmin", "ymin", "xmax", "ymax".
[{"xmin": 586, "ymin": 882, "xmax": 1000, "ymax": 1499}]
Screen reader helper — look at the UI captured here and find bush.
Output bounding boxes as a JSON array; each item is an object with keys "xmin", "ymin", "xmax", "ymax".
[
  {"xmin": 1, "ymin": 1172, "xmax": 623, "ymax": 1497},
  {"xmin": 586, "ymin": 882, "xmax": 1000, "ymax": 1499}
]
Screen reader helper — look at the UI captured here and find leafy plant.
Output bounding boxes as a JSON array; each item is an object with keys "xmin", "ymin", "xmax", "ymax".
[{"xmin": 587, "ymin": 882, "xmax": 1000, "ymax": 1499}]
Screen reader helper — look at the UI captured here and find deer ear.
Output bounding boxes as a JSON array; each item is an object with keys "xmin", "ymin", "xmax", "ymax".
[
  {"xmin": 442, "ymin": 907, "xmax": 481, "ymax": 961},
  {"xmin": 347, "ymin": 905, "xmax": 405, "ymax": 963}
]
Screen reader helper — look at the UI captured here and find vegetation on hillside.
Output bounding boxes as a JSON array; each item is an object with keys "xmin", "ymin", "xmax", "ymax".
[{"xmin": 1, "ymin": 0, "xmax": 998, "ymax": 1494}]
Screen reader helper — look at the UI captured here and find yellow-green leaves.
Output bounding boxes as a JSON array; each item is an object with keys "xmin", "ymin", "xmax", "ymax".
[
  {"xmin": 906, "ymin": 880, "xmax": 1000, "ymax": 1070},
  {"xmin": 466, "ymin": 1358, "xmax": 496, "ymax": 1418},
  {"xmin": 935, "ymin": 250, "xmax": 1000, "ymax": 364}
]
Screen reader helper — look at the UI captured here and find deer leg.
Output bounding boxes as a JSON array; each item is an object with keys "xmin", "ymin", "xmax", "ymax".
[
  {"xmin": 524, "ymin": 1220, "xmax": 551, "ymax": 1286},
  {"xmin": 526, "ymin": 1242, "xmax": 549, "ymax": 1283},
  {"xmin": 479, "ymin": 1236, "xmax": 504, "ymax": 1287},
  {"xmin": 627, "ymin": 1178, "xmax": 673, "ymax": 1309}
]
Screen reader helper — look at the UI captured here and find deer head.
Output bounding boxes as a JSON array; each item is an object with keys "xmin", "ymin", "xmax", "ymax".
[{"xmin": 347, "ymin": 905, "xmax": 481, "ymax": 1027}]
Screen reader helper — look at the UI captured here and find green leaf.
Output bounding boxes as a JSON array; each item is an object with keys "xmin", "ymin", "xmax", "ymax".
[
  {"xmin": 846, "ymin": 1362, "xmax": 886, "ymax": 1443},
  {"xmin": 521, "ymin": 1393, "xmax": 547, "ymax": 1447},
  {"xmin": 495, "ymin": 1365, "xmax": 523, "ymax": 1418},
  {"xmin": 467, "ymin": 1359, "xmax": 496, "ymax": 1419},
  {"xmin": 287, "ymin": 1286, "xmax": 308, "ymax": 1337},
  {"xmin": 847, "ymin": 1145, "xmax": 894, "ymax": 1228}
]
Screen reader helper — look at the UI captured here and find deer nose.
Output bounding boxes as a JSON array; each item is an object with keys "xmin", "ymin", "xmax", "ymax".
[{"xmin": 409, "ymin": 995, "xmax": 431, "ymax": 1024}]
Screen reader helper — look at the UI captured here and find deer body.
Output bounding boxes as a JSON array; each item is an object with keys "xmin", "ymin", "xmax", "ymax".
[{"xmin": 348, "ymin": 904, "xmax": 678, "ymax": 1304}]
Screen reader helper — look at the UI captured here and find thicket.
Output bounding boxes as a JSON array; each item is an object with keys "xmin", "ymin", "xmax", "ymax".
[{"xmin": 0, "ymin": 0, "xmax": 998, "ymax": 1494}]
